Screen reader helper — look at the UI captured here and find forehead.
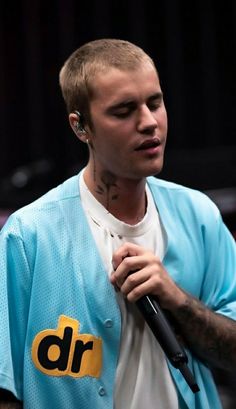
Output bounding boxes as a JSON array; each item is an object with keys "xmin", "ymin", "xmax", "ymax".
[{"xmin": 90, "ymin": 62, "xmax": 161, "ymax": 104}]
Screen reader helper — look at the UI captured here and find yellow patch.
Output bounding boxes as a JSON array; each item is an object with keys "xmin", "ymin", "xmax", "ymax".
[{"xmin": 32, "ymin": 315, "xmax": 102, "ymax": 378}]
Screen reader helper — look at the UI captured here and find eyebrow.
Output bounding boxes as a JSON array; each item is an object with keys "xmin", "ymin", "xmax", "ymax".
[
  {"xmin": 106, "ymin": 92, "xmax": 163, "ymax": 113},
  {"xmin": 148, "ymin": 92, "xmax": 163, "ymax": 102}
]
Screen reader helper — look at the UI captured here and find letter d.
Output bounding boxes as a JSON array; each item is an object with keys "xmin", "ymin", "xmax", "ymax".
[
  {"xmin": 32, "ymin": 315, "xmax": 76, "ymax": 376},
  {"xmin": 37, "ymin": 326, "xmax": 72, "ymax": 370}
]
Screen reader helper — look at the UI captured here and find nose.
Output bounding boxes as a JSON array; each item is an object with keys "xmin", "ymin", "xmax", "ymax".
[{"xmin": 137, "ymin": 105, "xmax": 158, "ymax": 134}]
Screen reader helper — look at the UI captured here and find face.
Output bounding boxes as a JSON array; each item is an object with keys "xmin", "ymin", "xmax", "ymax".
[{"xmin": 86, "ymin": 61, "xmax": 168, "ymax": 182}]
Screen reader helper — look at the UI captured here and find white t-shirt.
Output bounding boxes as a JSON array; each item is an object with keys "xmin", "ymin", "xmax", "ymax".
[{"xmin": 79, "ymin": 173, "xmax": 178, "ymax": 409}]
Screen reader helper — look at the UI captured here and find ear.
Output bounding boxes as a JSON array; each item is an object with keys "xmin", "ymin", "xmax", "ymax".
[{"xmin": 69, "ymin": 112, "xmax": 88, "ymax": 143}]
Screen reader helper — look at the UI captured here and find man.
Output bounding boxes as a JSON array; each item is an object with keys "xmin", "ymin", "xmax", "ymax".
[{"xmin": 0, "ymin": 39, "xmax": 236, "ymax": 409}]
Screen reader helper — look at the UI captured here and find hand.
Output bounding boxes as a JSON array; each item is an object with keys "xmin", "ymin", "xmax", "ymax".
[{"xmin": 110, "ymin": 242, "xmax": 185, "ymax": 309}]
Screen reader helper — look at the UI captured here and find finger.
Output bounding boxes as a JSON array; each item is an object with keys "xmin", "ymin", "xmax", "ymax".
[
  {"xmin": 120, "ymin": 267, "xmax": 151, "ymax": 297},
  {"xmin": 112, "ymin": 242, "xmax": 146, "ymax": 270},
  {"xmin": 110, "ymin": 255, "xmax": 144, "ymax": 288},
  {"xmin": 121, "ymin": 266, "xmax": 160, "ymax": 301},
  {"xmin": 126, "ymin": 280, "xmax": 153, "ymax": 303}
]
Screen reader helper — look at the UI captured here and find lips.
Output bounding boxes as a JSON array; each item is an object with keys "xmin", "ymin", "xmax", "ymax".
[{"xmin": 135, "ymin": 138, "xmax": 161, "ymax": 151}]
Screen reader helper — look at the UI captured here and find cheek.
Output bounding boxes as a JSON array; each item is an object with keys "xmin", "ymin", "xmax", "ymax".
[
  {"xmin": 160, "ymin": 107, "xmax": 168, "ymax": 129},
  {"xmin": 94, "ymin": 124, "xmax": 131, "ymax": 151},
  {"xmin": 91, "ymin": 133, "xmax": 123, "ymax": 161}
]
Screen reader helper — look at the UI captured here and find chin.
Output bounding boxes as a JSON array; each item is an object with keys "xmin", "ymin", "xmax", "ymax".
[{"xmin": 143, "ymin": 161, "xmax": 164, "ymax": 178}]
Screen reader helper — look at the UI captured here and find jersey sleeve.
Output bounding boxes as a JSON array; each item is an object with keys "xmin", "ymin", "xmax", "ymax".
[
  {"xmin": 199, "ymin": 199, "xmax": 236, "ymax": 318},
  {"xmin": 0, "ymin": 215, "xmax": 32, "ymax": 400}
]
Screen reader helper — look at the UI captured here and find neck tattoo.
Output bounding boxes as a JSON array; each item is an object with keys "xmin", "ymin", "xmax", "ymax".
[{"xmin": 95, "ymin": 170, "xmax": 119, "ymax": 209}]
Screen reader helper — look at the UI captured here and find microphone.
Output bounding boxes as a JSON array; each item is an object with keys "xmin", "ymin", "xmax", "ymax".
[{"xmin": 135, "ymin": 294, "xmax": 200, "ymax": 393}]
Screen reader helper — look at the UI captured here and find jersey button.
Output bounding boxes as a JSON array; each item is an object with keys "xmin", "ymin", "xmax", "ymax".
[
  {"xmin": 98, "ymin": 386, "xmax": 106, "ymax": 396},
  {"xmin": 104, "ymin": 319, "xmax": 113, "ymax": 328}
]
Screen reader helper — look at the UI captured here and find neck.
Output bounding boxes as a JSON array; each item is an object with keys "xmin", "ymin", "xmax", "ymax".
[{"xmin": 83, "ymin": 165, "xmax": 147, "ymax": 225}]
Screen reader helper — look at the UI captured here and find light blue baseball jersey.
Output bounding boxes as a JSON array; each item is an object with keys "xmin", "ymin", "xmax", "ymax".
[{"xmin": 0, "ymin": 173, "xmax": 236, "ymax": 409}]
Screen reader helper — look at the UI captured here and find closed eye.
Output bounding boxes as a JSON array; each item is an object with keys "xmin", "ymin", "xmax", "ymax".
[
  {"xmin": 148, "ymin": 102, "xmax": 161, "ymax": 111},
  {"xmin": 147, "ymin": 93, "xmax": 163, "ymax": 111},
  {"xmin": 106, "ymin": 92, "xmax": 163, "ymax": 118},
  {"xmin": 108, "ymin": 102, "xmax": 136, "ymax": 118},
  {"xmin": 113, "ymin": 109, "xmax": 134, "ymax": 118}
]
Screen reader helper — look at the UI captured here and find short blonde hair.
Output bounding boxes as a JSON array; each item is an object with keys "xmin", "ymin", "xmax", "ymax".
[{"xmin": 59, "ymin": 38, "xmax": 156, "ymax": 126}]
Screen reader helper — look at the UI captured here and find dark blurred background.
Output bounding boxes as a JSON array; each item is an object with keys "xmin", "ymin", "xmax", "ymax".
[{"xmin": 0, "ymin": 0, "xmax": 236, "ymax": 407}]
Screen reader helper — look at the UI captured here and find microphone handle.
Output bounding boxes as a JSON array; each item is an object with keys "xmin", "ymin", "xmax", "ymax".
[{"xmin": 136, "ymin": 295, "xmax": 200, "ymax": 393}]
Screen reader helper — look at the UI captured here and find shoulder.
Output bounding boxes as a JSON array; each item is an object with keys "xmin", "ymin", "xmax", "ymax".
[
  {"xmin": 1, "ymin": 173, "xmax": 81, "ymax": 240},
  {"xmin": 147, "ymin": 176, "xmax": 221, "ymax": 223}
]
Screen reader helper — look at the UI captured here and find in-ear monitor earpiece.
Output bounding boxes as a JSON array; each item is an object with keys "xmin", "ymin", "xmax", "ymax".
[{"xmin": 73, "ymin": 110, "xmax": 86, "ymax": 133}]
